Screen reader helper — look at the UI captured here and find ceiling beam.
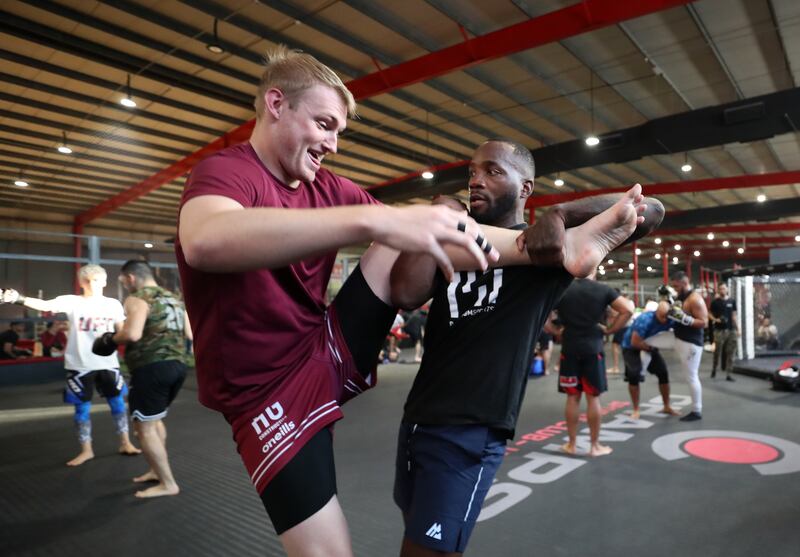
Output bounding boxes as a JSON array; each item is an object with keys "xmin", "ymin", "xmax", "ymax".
[
  {"xmin": 656, "ymin": 223, "xmax": 800, "ymax": 236},
  {"xmin": 526, "ymin": 170, "xmax": 800, "ymax": 208}
]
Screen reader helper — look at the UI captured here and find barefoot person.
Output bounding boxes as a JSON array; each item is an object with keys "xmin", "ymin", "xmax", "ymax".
[
  {"xmin": 176, "ymin": 46, "xmax": 504, "ymax": 557},
  {"xmin": 2, "ymin": 265, "xmax": 140, "ymax": 465},
  {"xmin": 555, "ymin": 272, "xmax": 634, "ymax": 457},
  {"xmin": 622, "ymin": 301, "xmax": 680, "ymax": 419},
  {"xmin": 389, "ymin": 139, "xmax": 662, "ymax": 556},
  {"xmin": 93, "ymin": 260, "xmax": 191, "ymax": 498}
]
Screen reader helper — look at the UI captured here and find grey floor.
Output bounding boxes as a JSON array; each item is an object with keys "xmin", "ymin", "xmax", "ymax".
[{"xmin": 1, "ymin": 346, "xmax": 799, "ymax": 557}]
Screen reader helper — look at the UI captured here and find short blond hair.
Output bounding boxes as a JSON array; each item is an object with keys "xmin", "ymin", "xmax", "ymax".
[
  {"xmin": 77, "ymin": 264, "xmax": 106, "ymax": 283},
  {"xmin": 254, "ymin": 45, "xmax": 356, "ymax": 120}
]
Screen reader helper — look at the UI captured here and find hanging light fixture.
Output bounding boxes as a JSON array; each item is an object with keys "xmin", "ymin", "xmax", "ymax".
[
  {"xmin": 57, "ymin": 131, "xmax": 72, "ymax": 154},
  {"xmin": 120, "ymin": 74, "xmax": 136, "ymax": 108},
  {"xmin": 756, "ymin": 193, "xmax": 767, "ymax": 203},
  {"xmin": 554, "ymin": 173, "xmax": 564, "ymax": 187},
  {"xmin": 707, "ymin": 232, "xmax": 715, "ymax": 240},
  {"xmin": 681, "ymin": 152, "xmax": 692, "ymax": 173},
  {"xmin": 207, "ymin": 18, "xmax": 224, "ymax": 54},
  {"xmin": 420, "ymin": 111, "xmax": 434, "ymax": 180}
]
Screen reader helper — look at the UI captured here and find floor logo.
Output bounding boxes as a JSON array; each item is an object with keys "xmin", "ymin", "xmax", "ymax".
[{"xmin": 652, "ymin": 430, "xmax": 800, "ymax": 475}]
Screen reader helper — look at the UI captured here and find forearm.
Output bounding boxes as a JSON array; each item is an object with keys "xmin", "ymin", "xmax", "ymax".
[
  {"xmin": 606, "ymin": 311, "xmax": 633, "ymax": 335},
  {"xmin": 449, "ymin": 226, "xmax": 529, "ymax": 270},
  {"xmin": 181, "ymin": 205, "xmax": 387, "ymax": 272},
  {"xmin": 553, "ymin": 194, "xmax": 663, "ymax": 243}
]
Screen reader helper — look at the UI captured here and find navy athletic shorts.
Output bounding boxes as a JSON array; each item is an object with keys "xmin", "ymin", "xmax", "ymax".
[{"xmin": 393, "ymin": 423, "xmax": 506, "ymax": 553}]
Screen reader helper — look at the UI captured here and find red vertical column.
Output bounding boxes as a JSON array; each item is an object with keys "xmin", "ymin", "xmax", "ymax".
[
  {"xmin": 662, "ymin": 249, "xmax": 669, "ymax": 284},
  {"xmin": 714, "ymin": 271, "xmax": 719, "ymax": 293}
]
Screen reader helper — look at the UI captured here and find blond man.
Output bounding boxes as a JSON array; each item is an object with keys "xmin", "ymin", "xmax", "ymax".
[{"xmin": 2, "ymin": 265, "xmax": 140, "ymax": 465}]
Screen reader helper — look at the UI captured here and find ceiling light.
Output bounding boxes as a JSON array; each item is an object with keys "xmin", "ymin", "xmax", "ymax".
[
  {"xmin": 14, "ymin": 179, "xmax": 28, "ymax": 187},
  {"xmin": 628, "ymin": 263, "xmax": 635, "ymax": 270},
  {"xmin": 635, "ymin": 248, "xmax": 642, "ymax": 255},
  {"xmin": 598, "ymin": 265, "xmax": 604, "ymax": 271},
  {"xmin": 722, "ymin": 240, "xmax": 730, "ymax": 247},
  {"xmin": 672, "ymin": 256, "xmax": 679, "ymax": 264},
  {"xmin": 654, "ymin": 253, "xmax": 661, "ymax": 260},
  {"xmin": 120, "ymin": 74, "xmax": 136, "ymax": 108},
  {"xmin": 681, "ymin": 152, "xmax": 691, "ymax": 173},
  {"xmin": 646, "ymin": 266, "xmax": 654, "ymax": 272},
  {"xmin": 737, "ymin": 247, "xmax": 744, "ymax": 254},
  {"xmin": 617, "ymin": 268, "xmax": 623, "ymax": 273},
  {"xmin": 554, "ymin": 177, "xmax": 564, "ymax": 187},
  {"xmin": 599, "ymin": 269, "xmax": 606, "ymax": 275},
  {"xmin": 421, "ymin": 170, "xmax": 434, "ymax": 180},
  {"xmin": 144, "ymin": 242, "xmax": 154, "ymax": 249},
  {"xmin": 756, "ymin": 194, "xmax": 767, "ymax": 203},
  {"xmin": 693, "ymin": 250, "xmax": 701, "ymax": 257},
  {"xmin": 585, "ymin": 136, "xmax": 599, "ymax": 147},
  {"xmin": 207, "ymin": 18, "xmax": 224, "ymax": 54},
  {"xmin": 674, "ymin": 244, "xmax": 681, "ymax": 251},
  {"xmin": 707, "ymin": 232, "xmax": 715, "ymax": 240},
  {"xmin": 607, "ymin": 259, "xmax": 614, "ymax": 265},
  {"xmin": 795, "ymin": 235, "xmax": 800, "ymax": 242},
  {"xmin": 654, "ymin": 237, "xmax": 662, "ymax": 245},
  {"xmin": 57, "ymin": 131, "xmax": 72, "ymax": 154}
]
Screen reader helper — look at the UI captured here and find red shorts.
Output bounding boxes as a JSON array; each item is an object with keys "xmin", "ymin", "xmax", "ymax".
[{"xmin": 225, "ymin": 306, "xmax": 374, "ymax": 494}]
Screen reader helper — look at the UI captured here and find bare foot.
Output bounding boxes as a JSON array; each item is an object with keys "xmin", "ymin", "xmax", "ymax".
[
  {"xmin": 135, "ymin": 483, "xmax": 179, "ymax": 499},
  {"xmin": 119, "ymin": 443, "xmax": 142, "ymax": 456},
  {"xmin": 659, "ymin": 407, "xmax": 680, "ymax": 416},
  {"xmin": 562, "ymin": 185, "xmax": 647, "ymax": 277},
  {"xmin": 590, "ymin": 444, "xmax": 613, "ymax": 457},
  {"xmin": 560, "ymin": 443, "xmax": 577, "ymax": 455},
  {"xmin": 631, "ymin": 409, "xmax": 641, "ymax": 420},
  {"xmin": 66, "ymin": 450, "xmax": 94, "ymax": 466},
  {"xmin": 133, "ymin": 470, "xmax": 160, "ymax": 483}
]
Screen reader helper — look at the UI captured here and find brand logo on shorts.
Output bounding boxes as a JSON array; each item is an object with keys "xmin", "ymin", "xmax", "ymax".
[
  {"xmin": 559, "ymin": 376, "xmax": 578, "ymax": 389},
  {"xmin": 425, "ymin": 522, "xmax": 442, "ymax": 540},
  {"xmin": 251, "ymin": 402, "xmax": 285, "ymax": 437}
]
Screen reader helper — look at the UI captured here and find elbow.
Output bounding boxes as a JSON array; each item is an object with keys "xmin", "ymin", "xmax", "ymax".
[{"xmin": 182, "ymin": 235, "xmax": 221, "ymax": 271}]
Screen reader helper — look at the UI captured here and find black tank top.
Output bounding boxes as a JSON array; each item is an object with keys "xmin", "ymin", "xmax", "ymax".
[{"xmin": 673, "ymin": 289, "xmax": 704, "ymax": 347}]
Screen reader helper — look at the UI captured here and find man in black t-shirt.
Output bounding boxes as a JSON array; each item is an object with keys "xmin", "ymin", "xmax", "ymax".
[
  {"xmin": 709, "ymin": 284, "xmax": 738, "ymax": 381},
  {"xmin": 389, "ymin": 139, "xmax": 662, "ymax": 556},
  {"xmin": 0, "ymin": 322, "xmax": 27, "ymax": 359},
  {"xmin": 555, "ymin": 276, "xmax": 633, "ymax": 457}
]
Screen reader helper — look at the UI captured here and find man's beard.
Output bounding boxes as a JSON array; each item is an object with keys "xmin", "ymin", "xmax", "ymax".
[{"xmin": 472, "ymin": 190, "xmax": 518, "ymax": 225}]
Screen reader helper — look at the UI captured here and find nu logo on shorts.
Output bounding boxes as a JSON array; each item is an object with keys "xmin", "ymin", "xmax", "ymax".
[
  {"xmin": 251, "ymin": 402, "xmax": 285, "ymax": 440},
  {"xmin": 425, "ymin": 522, "xmax": 443, "ymax": 540}
]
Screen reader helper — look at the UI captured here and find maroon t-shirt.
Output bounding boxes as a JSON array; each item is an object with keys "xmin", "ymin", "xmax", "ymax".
[{"xmin": 176, "ymin": 143, "xmax": 378, "ymax": 413}]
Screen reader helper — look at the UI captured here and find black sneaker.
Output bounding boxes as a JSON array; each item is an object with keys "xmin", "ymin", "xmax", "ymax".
[
  {"xmin": 726, "ymin": 376, "xmax": 736, "ymax": 382},
  {"xmin": 711, "ymin": 370, "xmax": 717, "ymax": 379},
  {"xmin": 680, "ymin": 411, "xmax": 702, "ymax": 422}
]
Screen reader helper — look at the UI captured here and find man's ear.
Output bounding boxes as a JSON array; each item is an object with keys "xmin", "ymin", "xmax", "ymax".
[
  {"xmin": 264, "ymin": 88, "xmax": 287, "ymax": 120},
  {"xmin": 520, "ymin": 179, "xmax": 534, "ymax": 199}
]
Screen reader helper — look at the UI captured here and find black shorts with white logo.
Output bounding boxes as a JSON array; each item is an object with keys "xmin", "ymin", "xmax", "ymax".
[
  {"xmin": 64, "ymin": 369, "xmax": 125, "ymax": 404},
  {"xmin": 128, "ymin": 360, "xmax": 187, "ymax": 421},
  {"xmin": 558, "ymin": 351, "xmax": 608, "ymax": 396}
]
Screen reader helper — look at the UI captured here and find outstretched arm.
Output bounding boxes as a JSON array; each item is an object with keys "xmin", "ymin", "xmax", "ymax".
[
  {"xmin": 179, "ymin": 194, "xmax": 496, "ymax": 283},
  {"xmin": 1, "ymin": 289, "xmax": 69, "ymax": 313}
]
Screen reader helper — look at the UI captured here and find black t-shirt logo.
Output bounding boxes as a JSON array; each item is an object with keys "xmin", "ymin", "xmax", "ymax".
[{"xmin": 446, "ymin": 269, "xmax": 504, "ymax": 323}]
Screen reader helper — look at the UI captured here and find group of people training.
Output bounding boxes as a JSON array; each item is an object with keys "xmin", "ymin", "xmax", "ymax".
[
  {"xmin": 172, "ymin": 46, "xmax": 664, "ymax": 557},
  {"xmin": 5, "ymin": 45, "xmax": 727, "ymax": 556},
  {"xmin": 2, "ymin": 261, "xmax": 190, "ymax": 498}
]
